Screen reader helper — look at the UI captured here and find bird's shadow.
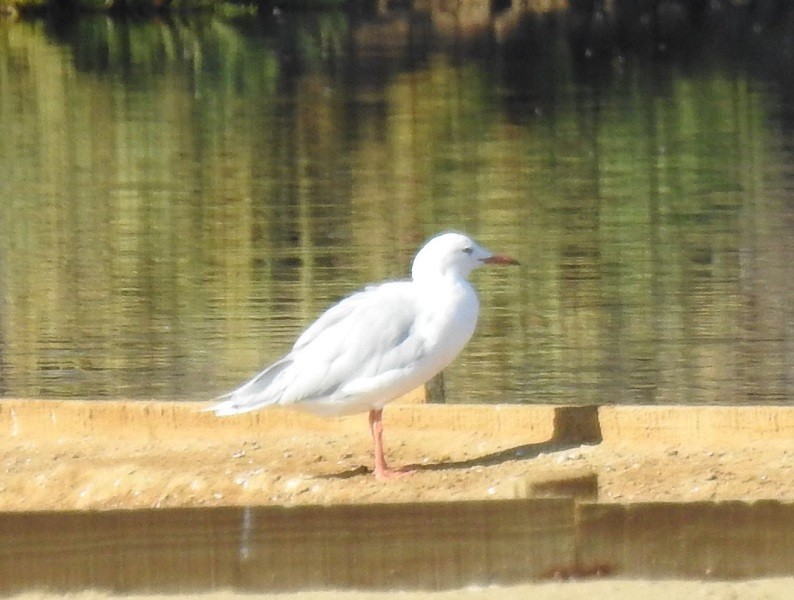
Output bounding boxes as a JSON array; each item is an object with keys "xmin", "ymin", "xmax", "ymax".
[
  {"xmin": 406, "ymin": 439, "xmax": 580, "ymax": 473},
  {"xmin": 320, "ymin": 405, "xmax": 604, "ymax": 479},
  {"xmin": 320, "ymin": 439, "xmax": 580, "ymax": 480}
]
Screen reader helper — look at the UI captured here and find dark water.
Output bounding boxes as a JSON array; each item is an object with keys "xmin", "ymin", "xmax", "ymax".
[{"xmin": 0, "ymin": 10, "xmax": 792, "ymax": 406}]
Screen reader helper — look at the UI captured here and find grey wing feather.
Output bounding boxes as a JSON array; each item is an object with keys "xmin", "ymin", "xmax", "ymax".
[{"xmin": 205, "ymin": 356, "xmax": 293, "ymax": 415}]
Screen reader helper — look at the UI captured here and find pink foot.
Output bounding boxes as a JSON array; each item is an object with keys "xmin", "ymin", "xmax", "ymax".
[{"xmin": 373, "ymin": 466, "xmax": 415, "ymax": 481}]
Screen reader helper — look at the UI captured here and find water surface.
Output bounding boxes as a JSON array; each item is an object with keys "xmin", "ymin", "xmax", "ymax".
[{"xmin": 0, "ymin": 12, "xmax": 792, "ymax": 405}]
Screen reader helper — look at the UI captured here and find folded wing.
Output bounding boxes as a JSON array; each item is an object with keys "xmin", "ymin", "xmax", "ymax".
[{"xmin": 206, "ymin": 281, "xmax": 427, "ymax": 416}]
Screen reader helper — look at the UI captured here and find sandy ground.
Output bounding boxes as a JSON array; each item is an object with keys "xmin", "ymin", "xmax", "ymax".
[
  {"xmin": 6, "ymin": 579, "xmax": 794, "ymax": 600},
  {"xmin": 0, "ymin": 422, "xmax": 791, "ymax": 511},
  {"xmin": 2, "ymin": 402, "xmax": 792, "ymax": 599}
]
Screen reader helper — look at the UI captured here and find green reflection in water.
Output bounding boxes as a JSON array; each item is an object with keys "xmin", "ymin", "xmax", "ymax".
[{"xmin": 0, "ymin": 14, "xmax": 791, "ymax": 406}]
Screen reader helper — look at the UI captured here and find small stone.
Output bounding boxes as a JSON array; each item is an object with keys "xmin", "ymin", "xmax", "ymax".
[{"xmin": 284, "ymin": 477, "xmax": 303, "ymax": 492}]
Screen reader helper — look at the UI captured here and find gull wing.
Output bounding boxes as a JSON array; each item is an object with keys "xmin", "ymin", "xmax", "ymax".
[
  {"xmin": 282, "ymin": 281, "xmax": 428, "ymax": 406},
  {"xmin": 207, "ymin": 281, "xmax": 428, "ymax": 416}
]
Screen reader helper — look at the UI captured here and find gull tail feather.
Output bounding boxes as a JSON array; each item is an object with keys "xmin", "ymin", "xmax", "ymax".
[{"xmin": 203, "ymin": 357, "xmax": 293, "ymax": 416}]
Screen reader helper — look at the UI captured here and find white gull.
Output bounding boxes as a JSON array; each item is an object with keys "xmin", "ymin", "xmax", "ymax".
[{"xmin": 206, "ymin": 232, "xmax": 518, "ymax": 479}]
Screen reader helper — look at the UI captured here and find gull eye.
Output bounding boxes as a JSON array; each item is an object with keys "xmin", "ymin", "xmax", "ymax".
[{"xmin": 462, "ymin": 246, "xmax": 474, "ymax": 255}]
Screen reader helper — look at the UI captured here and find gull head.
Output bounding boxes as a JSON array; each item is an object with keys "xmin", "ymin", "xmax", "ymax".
[{"xmin": 411, "ymin": 232, "xmax": 519, "ymax": 282}]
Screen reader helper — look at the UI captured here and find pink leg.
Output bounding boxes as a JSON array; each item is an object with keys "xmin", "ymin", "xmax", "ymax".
[{"xmin": 368, "ymin": 409, "xmax": 412, "ymax": 480}]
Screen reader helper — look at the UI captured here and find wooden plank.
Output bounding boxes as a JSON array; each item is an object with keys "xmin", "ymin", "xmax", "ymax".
[
  {"xmin": 576, "ymin": 500, "xmax": 794, "ymax": 578},
  {"xmin": 598, "ymin": 406, "xmax": 794, "ymax": 445},
  {"xmin": 2, "ymin": 400, "xmax": 791, "ymax": 446},
  {"xmin": 0, "ymin": 498, "xmax": 576, "ymax": 593}
]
